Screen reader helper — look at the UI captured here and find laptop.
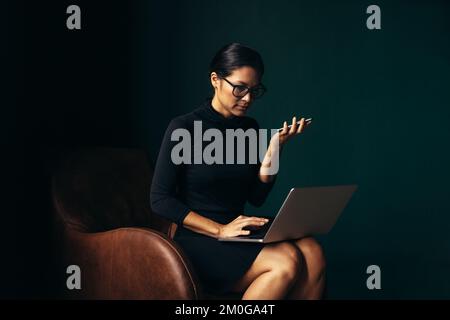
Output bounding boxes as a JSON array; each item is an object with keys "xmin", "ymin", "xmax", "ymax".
[{"xmin": 218, "ymin": 184, "xmax": 358, "ymax": 243}]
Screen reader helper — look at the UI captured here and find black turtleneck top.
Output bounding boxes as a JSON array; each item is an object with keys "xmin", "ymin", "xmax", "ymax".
[{"xmin": 150, "ymin": 99, "xmax": 276, "ymax": 226}]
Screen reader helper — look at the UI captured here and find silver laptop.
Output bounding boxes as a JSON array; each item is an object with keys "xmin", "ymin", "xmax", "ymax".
[{"xmin": 218, "ymin": 184, "xmax": 358, "ymax": 243}]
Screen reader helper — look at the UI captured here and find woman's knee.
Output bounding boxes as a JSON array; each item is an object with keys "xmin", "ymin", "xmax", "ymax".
[
  {"xmin": 232, "ymin": 242, "xmax": 303, "ymax": 292},
  {"xmin": 270, "ymin": 242, "xmax": 303, "ymax": 281},
  {"xmin": 295, "ymin": 237, "xmax": 326, "ymax": 271}
]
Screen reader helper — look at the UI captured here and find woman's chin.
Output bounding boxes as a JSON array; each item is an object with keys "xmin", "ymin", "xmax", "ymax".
[{"xmin": 233, "ymin": 105, "xmax": 249, "ymax": 116}]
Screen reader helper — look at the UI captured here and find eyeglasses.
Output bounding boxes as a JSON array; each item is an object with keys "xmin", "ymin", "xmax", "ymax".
[{"xmin": 222, "ymin": 77, "xmax": 267, "ymax": 99}]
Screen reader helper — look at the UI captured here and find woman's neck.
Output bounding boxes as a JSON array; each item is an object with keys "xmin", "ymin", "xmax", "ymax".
[{"xmin": 211, "ymin": 95, "xmax": 233, "ymax": 118}]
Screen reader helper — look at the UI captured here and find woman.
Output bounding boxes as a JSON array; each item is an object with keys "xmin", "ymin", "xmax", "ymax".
[{"xmin": 150, "ymin": 43, "xmax": 326, "ymax": 299}]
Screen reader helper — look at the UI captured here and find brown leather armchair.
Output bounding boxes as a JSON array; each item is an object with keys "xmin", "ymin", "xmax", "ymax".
[{"xmin": 51, "ymin": 147, "xmax": 203, "ymax": 299}]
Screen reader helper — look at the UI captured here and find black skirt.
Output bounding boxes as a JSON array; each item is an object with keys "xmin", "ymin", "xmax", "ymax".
[{"xmin": 173, "ymin": 211, "xmax": 265, "ymax": 295}]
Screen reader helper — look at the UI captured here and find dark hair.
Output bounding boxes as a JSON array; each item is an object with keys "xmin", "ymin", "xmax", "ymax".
[{"xmin": 209, "ymin": 43, "xmax": 264, "ymax": 80}]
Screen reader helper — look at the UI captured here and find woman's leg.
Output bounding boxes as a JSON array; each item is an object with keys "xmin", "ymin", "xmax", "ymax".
[
  {"xmin": 286, "ymin": 237, "xmax": 326, "ymax": 300},
  {"xmin": 231, "ymin": 241, "xmax": 303, "ymax": 300}
]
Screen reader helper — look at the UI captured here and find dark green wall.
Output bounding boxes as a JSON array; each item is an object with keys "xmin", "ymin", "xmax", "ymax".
[
  {"xmin": 11, "ymin": 0, "xmax": 449, "ymax": 298},
  {"xmin": 133, "ymin": 0, "xmax": 450, "ymax": 298}
]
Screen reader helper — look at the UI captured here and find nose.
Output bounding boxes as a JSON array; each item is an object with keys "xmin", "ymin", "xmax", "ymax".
[{"xmin": 241, "ymin": 91, "xmax": 252, "ymax": 104}]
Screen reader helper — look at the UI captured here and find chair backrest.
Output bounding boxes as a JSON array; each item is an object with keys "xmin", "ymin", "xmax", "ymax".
[{"xmin": 52, "ymin": 147, "xmax": 174, "ymax": 235}]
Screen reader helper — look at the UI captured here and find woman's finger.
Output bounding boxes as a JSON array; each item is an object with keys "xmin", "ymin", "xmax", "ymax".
[
  {"xmin": 234, "ymin": 215, "xmax": 247, "ymax": 221},
  {"xmin": 289, "ymin": 116, "xmax": 297, "ymax": 135},
  {"xmin": 281, "ymin": 121, "xmax": 288, "ymax": 134},
  {"xmin": 296, "ymin": 117, "xmax": 305, "ymax": 134},
  {"xmin": 252, "ymin": 216, "xmax": 269, "ymax": 222},
  {"xmin": 237, "ymin": 217, "xmax": 267, "ymax": 225},
  {"xmin": 236, "ymin": 219, "xmax": 267, "ymax": 228},
  {"xmin": 251, "ymin": 216, "xmax": 269, "ymax": 221}
]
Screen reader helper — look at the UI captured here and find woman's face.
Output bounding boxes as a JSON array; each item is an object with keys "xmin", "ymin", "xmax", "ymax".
[{"xmin": 211, "ymin": 66, "xmax": 261, "ymax": 118}]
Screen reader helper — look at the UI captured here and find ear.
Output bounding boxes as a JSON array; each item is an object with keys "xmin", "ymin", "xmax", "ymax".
[{"xmin": 210, "ymin": 72, "xmax": 220, "ymax": 89}]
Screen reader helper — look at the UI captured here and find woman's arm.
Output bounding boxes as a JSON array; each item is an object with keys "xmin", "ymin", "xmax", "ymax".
[
  {"xmin": 259, "ymin": 116, "xmax": 311, "ymax": 183},
  {"xmin": 248, "ymin": 117, "xmax": 311, "ymax": 206},
  {"xmin": 151, "ymin": 118, "xmax": 272, "ymax": 238},
  {"xmin": 150, "ymin": 119, "xmax": 192, "ymax": 225},
  {"xmin": 181, "ymin": 211, "xmax": 223, "ymax": 238},
  {"xmin": 258, "ymin": 138, "xmax": 283, "ymax": 183},
  {"xmin": 182, "ymin": 211, "xmax": 269, "ymax": 239}
]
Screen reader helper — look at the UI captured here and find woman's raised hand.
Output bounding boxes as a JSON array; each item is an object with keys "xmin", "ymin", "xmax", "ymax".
[
  {"xmin": 217, "ymin": 215, "xmax": 269, "ymax": 238},
  {"xmin": 273, "ymin": 116, "xmax": 312, "ymax": 148}
]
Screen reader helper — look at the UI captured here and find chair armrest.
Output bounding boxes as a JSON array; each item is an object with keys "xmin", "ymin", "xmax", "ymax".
[{"xmin": 63, "ymin": 227, "xmax": 199, "ymax": 299}]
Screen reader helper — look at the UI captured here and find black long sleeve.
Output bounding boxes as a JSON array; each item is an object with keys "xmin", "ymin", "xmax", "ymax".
[
  {"xmin": 150, "ymin": 99, "xmax": 277, "ymax": 225},
  {"xmin": 248, "ymin": 172, "xmax": 277, "ymax": 207},
  {"xmin": 150, "ymin": 119, "xmax": 191, "ymax": 225},
  {"xmin": 246, "ymin": 121, "xmax": 277, "ymax": 206}
]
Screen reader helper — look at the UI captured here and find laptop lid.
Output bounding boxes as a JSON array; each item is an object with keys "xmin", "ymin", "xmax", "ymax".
[
  {"xmin": 263, "ymin": 184, "xmax": 358, "ymax": 243},
  {"xmin": 218, "ymin": 184, "xmax": 358, "ymax": 243}
]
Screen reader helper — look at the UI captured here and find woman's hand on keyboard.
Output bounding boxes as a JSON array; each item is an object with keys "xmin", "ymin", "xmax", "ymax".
[{"xmin": 217, "ymin": 215, "xmax": 269, "ymax": 238}]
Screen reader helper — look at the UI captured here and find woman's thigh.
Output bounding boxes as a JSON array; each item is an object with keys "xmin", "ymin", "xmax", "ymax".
[{"xmin": 231, "ymin": 241, "xmax": 302, "ymax": 293}]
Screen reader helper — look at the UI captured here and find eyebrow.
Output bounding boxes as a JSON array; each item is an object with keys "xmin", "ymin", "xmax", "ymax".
[{"xmin": 236, "ymin": 80, "xmax": 260, "ymax": 87}]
